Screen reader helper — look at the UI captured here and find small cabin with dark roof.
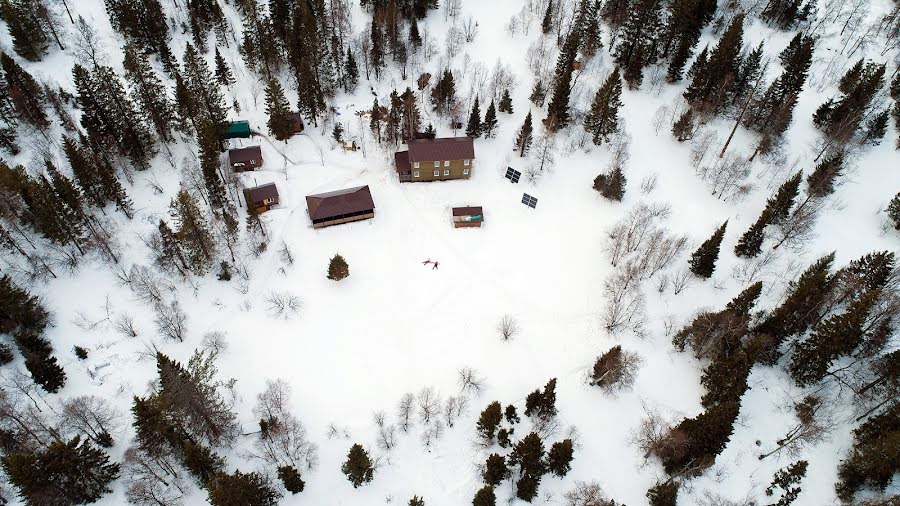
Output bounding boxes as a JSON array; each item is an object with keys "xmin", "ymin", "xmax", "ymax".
[
  {"xmin": 291, "ymin": 112, "xmax": 305, "ymax": 135},
  {"xmin": 243, "ymin": 182, "xmax": 279, "ymax": 214},
  {"xmin": 395, "ymin": 137, "xmax": 475, "ymax": 183},
  {"xmin": 224, "ymin": 120, "xmax": 251, "ymax": 139},
  {"xmin": 306, "ymin": 185, "xmax": 375, "ymax": 229},
  {"xmin": 452, "ymin": 206, "xmax": 484, "ymax": 228},
  {"xmin": 229, "ymin": 146, "xmax": 263, "ymax": 171}
]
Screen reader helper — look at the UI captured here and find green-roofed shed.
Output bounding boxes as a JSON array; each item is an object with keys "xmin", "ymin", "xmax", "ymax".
[{"xmin": 224, "ymin": 120, "xmax": 251, "ymax": 139}]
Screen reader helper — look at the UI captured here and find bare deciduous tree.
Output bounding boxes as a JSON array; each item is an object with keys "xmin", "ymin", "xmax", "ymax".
[
  {"xmin": 497, "ymin": 314, "xmax": 520, "ymax": 341},
  {"xmin": 759, "ymin": 394, "xmax": 835, "ymax": 460},
  {"xmin": 462, "ymin": 17, "xmax": 479, "ymax": 42},
  {"xmin": 200, "ymin": 331, "xmax": 228, "ymax": 356},
  {"xmin": 113, "ymin": 312, "xmax": 139, "ymax": 338},
  {"xmin": 251, "ymin": 378, "xmax": 319, "ymax": 471},
  {"xmin": 458, "ymin": 367, "xmax": 486, "ymax": 395},
  {"xmin": 564, "ymin": 481, "xmax": 616, "ymax": 506},
  {"xmin": 602, "ymin": 263, "xmax": 648, "ymax": 336},
  {"xmin": 264, "ymin": 291, "xmax": 302, "ymax": 319},
  {"xmin": 60, "ymin": 395, "xmax": 121, "ymax": 447},
  {"xmin": 122, "ymin": 445, "xmax": 188, "ymax": 506},
  {"xmin": 129, "ymin": 265, "xmax": 171, "ymax": 305},
  {"xmin": 589, "ymin": 347, "xmax": 643, "ymax": 395},
  {"xmin": 153, "ymin": 299, "xmax": 187, "ymax": 342},
  {"xmin": 695, "ymin": 152, "xmax": 755, "ymax": 202},
  {"xmin": 417, "ymin": 387, "xmax": 440, "ymax": 425},
  {"xmin": 397, "ymin": 392, "xmax": 415, "ymax": 432}
]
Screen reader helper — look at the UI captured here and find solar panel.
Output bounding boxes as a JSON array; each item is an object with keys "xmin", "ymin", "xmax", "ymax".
[
  {"xmin": 505, "ymin": 167, "xmax": 521, "ymax": 183},
  {"xmin": 521, "ymin": 193, "xmax": 538, "ymax": 209}
]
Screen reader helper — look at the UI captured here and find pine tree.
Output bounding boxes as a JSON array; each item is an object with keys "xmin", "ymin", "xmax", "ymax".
[
  {"xmin": 341, "ymin": 444, "xmax": 374, "ymax": 487},
  {"xmin": 483, "ymin": 453, "xmax": 507, "ymax": 486},
  {"xmin": 613, "ymin": 0, "xmax": 663, "ymax": 86},
  {"xmin": 466, "ymin": 96, "xmax": 482, "ymax": 138},
  {"xmin": 887, "ymin": 193, "xmax": 900, "ymax": 230},
  {"xmin": 806, "ymin": 152, "xmax": 844, "ymax": 198},
  {"xmin": 861, "ymin": 109, "xmax": 889, "ymax": 145},
  {"xmin": 482, "ymin": 101, "xmax": 498, "ymax": 138},
  {"xmin": 580, "ymin": 0, "xmax": 602, "ymax": 57},
  {"xmin": 593, "ymin": 167, "xmax": 626, "ymax": 201},
  {"xmin": 344, "ymin": 48, "xmax": 359, "ymax": 91},
  {"xmin": 105, "ymin": 0, "xmax": 170, "ymax": 58},
  {"xmin": 505, "ymin": 404, "xmax": 520, "ymax": 424},
  {"xmin": 207, "ymin": 470, "xmax": 280, "ymax": 506},
  {"xmin": 529, "ymin": 80, "xmax": 546, "ymax": 106},
  {"xmin": 265, "ymin": 79, "xmax": 294, "ymax": 141},
  {"xmin": 541, "ymin": 0, "xmax": 554, "ymax": 34},
  {"xmin": 814, "ymin": 61, "xmax": 885, "ymax": 142},
  {"xmin": 836, "ymin": 403, "xmax": 900, "ymax": 501},
  {"xmin": 516, "ymin": 473, "xmax": 541, "ymax": 502},
  {"xmin": 0, "ymin": 0, "xmax": 49, "ymax": 61},
  {"xmin": 755, "ymin": 253, "xmax": 836, "ymax": 364},
  {"xmin": 584, "ymin": 68, "xmax": 623, "ymax": 145},
  {"xmin": 278, "ymin": 465, "xmax": 305, "ymax": 494},
  {"xmin": 498, "ymin": 89, "xmax": 513, "ymax": 113},
  {"xmin": 515, "ymin": 111, "xmax": 534, "ymax": 156},
  {"xmin": 647, "ymin": 481, "xmax": 679, "ymax": 506},
  {"xmin": 4, "ymin": 436, "xmax": 119, "ymax": 503},
  {"xmin": 734, "ymin": 211, "xmax": 769, "ymax": 258},
  {"xmin": 400, "ymin": 87, "xmax": 421, "ymax": 141},
  {"xmin": 473, "ymin": 486, "xmax": 496, "ymax": 506},
  {"xmin": 409, "ymin": 16, "xmax": 422, "ymax": 47},
  {"xmin": 523, "ymin": 378, "xmax": 557, "ymax": 421},
  {"xmin": 0, "ymin": 51, "xmax": 48, "ymax": 127},
  {"xmin": 123, "ymin": 44, "xmax": 177, "ymax": 143},
  {"xmin": 430, "ymin": 70, "xmax": 457, "ymax": 115},
  {"xmin": 182, "ymin": 43, "xmax": 228, "ymax": 134},
  {"xmin": 746, "ymin": 36, "xmax": 813, "ymax": 137},
  {"xmin": 546, "ymin": 439, "xmax": 574, "ymax": 476},
  {"xmin": 622, "ymin": 44, "xmax": 646, "ymax": 88},
  {"xmin": 689, "ymin": 221, "xmax": 727, "ymax": 278},
  {"xmin": 510, "ymin": 432, "xmax": 546, "ymax": 477},
  {"xmin": 684, "ymin": 14, "xmax": 744, "ymax": 112},
  {"xmin": 672, "ymin": 108, "xmax": 694, "ymax": 141},
  {"xmin": 659, "ymin": 400, "xmax": 740, "ymax": 475},
  {"xmin": 333, "ymin": 122, "xmax": 344, "ymax": 144},
  {"xmin": 765, "ymin": 461, "xmax": 807, "ymax": 506},
  {"xmin": 766, "ymin": 171, "xmax": 802, "ymax": 225},
  {"xmin": 409, "ymin": 496, "xmax": 425, "ymax": 506},
  {"xmin": 214, "ymin": 47, "xmax": 235, "ymax": 86},
  {"xmin": 197, "ymin": 119, "xmax": 229, "ymax": 210},
  {"xmin": 762, "ymin": 0, "xmax": 814, "ymax": 29},
  {"xmin": 730, "ymin": 42, "xmax": 764, "ymax": 106},
  {"xmin": 170, "ymin": 189, "xmax": 215, "ymax": 274},
  {"xmin": 476, "ymin": 401, "xmax": 503, "ymax": 443},
  {"xmin": 386, "ymin": 90, "xmax": 403, "ymax": 144},
  {"xmin": 546, "ymin": 20, "xmax": 580, "ymax": 129},
  {"xmin": 328, "ymin": 254, "xmax": 349, "ymax": 280}
]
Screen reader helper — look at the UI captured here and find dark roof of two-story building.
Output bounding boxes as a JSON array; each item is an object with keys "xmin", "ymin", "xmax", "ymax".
[
  {"xmin": 395, "ymin": 137, "xmax": 474, "ymax": 174},
  {"xmin": 306, "ymin": 186, "xmax": 375, "ymax": 221}
]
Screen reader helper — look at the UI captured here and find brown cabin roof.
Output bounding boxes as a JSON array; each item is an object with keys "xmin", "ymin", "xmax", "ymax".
[
  {"xmin": 229, "ymin": 146, "xmax": 262, "ymax": 164},
  {"xmin": 291, "ymin": 112, "xmax": 304, "ymax": 133},
  {"xmin": 406, "ymin": 137, "xmax": 474, "ymax": 163},
  {"xmin": 244, "ymin": 182, "xmax": 278, "ymax": 203},
  {"xmin": 306, "ymin": 185, "xmax": 375, "ymax": 221},
  {"xmin": 452, "ymin": 206, "xmax": 483, "ymax": 217},
  {"xmin": 394, "ymin": 150, "xmax": 410, "ymax": 173}
]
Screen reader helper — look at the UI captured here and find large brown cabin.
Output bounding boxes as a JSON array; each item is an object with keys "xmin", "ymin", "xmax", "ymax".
[
  {"xmin": 395, "ymin": 137, "xmax": 475, "ymax": 183},
  {"xmin": 306, "ymin": 186, "xmax": 375, "ymax": 229}
]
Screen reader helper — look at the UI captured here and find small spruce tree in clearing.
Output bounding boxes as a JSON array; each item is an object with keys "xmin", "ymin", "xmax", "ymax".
[
  {"xmin": 515, "ymin": 473, "xmax": 541, "ymax": 502},
  {"xmin": 483, "ymin": 453, "xmax": 508, "ymax": 486},
  {"xmin": 482, "ymin": 101, "xmax": 499, "ymax": 138},
  {"xmin": 333, "ymin": 122, "xmax": 344, "ymax": 144},
  {"xmin": 476, "ymin": 401, "xmax": 503, "ymax": 444},
  {"xmin": 466, "ymin": 96, "xmax": 482, "ymax": 138},
  {"xmin": 529, "ymin": 80, "xmax": 546, "ymax": 106},
  {"xmin": 646, "ymin": 481, "xmax": 679, "ymax": 506},
  {"xmin": 409, "ymin": 495, "xmax": 425, "ymax": 506},
  {"xmin": 341, "ymin": 444, "xmax": 373, "ymax": 487},
  {"xmin": 765, "ymin": 460, "xmax": 807, "ymax": 506},
  {"xmin": 214, "ymin": 47, "xmax": 235, "ymax": 86},
  {"xmin": 583, "ymin": 67, "xmax": 623, "ymax": 145},
  {"xmin": 593, "ymin": 167, "xmax": 626, "ymax": 201},
  {"xmin": 546, "ymin": 439, "xmax": 574, "ymax": 476},
  {"xmin": 328, "ymin": 254, "xmax": 350, "ymax": 281},
  {"xmin": 278, "ymin": 465, "xmax": 305, "ymax": 494},
  {"xmin": 266, "ymin": 79, "xmax": 294, "ymax": 141},
  {"xmin": 473, "ymin": 485, "xmax": 496, "ymax": 506},
  {"xmin": 689, "ymin": 221, "xmax": 728, "ymax": 278},
  {"xmin": 515, "ymin": 111, "xmax": 534, "ymax": 156},
  {"xmin": 734, "ymin": 211, "xmax": 770, "ymax": 258},
  {"xmin": 499, "ymin": 89, "xmax": 513, "ymax": 113},
  {"xmin": 886, "ymin": 192, "xmax": 900, "ymax": 230}
]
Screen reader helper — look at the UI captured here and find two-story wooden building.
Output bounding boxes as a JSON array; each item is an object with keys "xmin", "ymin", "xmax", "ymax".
[{"xmin": 395, "ymin": 137, "xmax": 475, "ymax": 183}]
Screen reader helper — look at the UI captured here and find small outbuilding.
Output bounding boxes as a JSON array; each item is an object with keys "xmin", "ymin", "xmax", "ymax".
[
  {"xmin": 244, "ymin": 182, "xmax": 279, "ymax": 214},
  {"xmin": 229, "ymin": 146, "xmax": 263, "ymax": 171},
  {"xmin": 224, "ymin": 120, "xmax": 251, "ymax": 139},
  {"xmin": 291, "ymin": 112, "xmax": 305, "ymax": 135},
  {"xmin": 452, "ymin": 206, "xmax": 484, "ymax": 228},
  {"xmin": 306, "ymin": 185, "xmax": 375, "ymax": 229}
]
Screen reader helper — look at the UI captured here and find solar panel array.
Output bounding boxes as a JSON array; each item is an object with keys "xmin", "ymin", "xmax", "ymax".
[
  {"xmin": 505, "ymin": 167, "xmax": 521, "ymax": 183},
  {"xmin": 521, "ymin": 193, "xmax": 538, "ymax": 209}
]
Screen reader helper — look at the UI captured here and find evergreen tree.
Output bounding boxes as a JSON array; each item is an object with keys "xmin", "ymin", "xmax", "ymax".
[
  {"xmin": 546, "ymin": 439, "xmax": 574, "ymax": 476},
  {"xmin": 541, "ymin": 0, "xmax": 553, "ymax": 34},
  {"xmin": 546, "ymin": 16, "xmax": 581, "ymax": 129},
  {"xmin": 662, "ymin": 0, "xmax": 716, "ymax": 83},
  {"xmin": 430, "ymin": 70, "xmax": 456, "ymax": 115},
  {"xmin": 523, "ymin": 378, "xmax": 557, "ymax": 421},
  {"xmin": 505, "ymin": 404, "xmax": 520, "ymax": 424},
  {"xmin": 684, "ymin": 15, "xmax": 745, "ymax": 113},
  {"xmin": 510, "ymin": 432, "xmax": 546, "ymax": 477},
  {"xmin": 515, "ymin": 111, "xmax": 534, "ymax": 157},
  {"xmin": 689, "ymin": 221, "xmax": 727, "ymax": 278},
  {"xmin": 341, "ymin": 444, "xmax": 374, "ymax": 487},
  {"xmin": 328, "ymin": 254, "xmax": 349, "ymax": 280},
  {"xmin": 746, "ymin": 36, "xmax": 813, "ymax": 136},
  {"xmin": 762, "ymin": 0, "xmax": 815, "ymax": 29},
  {"xmin": 104, "ymin": 0, "xmax": 170, "ymax": 58},
  {"xmin": 123, "ymin": 44, "xmax": 177, "ymax": 142},
  {"xmin": 613, "ymin": 0, "xmax": 663, "ymax": 87},
  {"xmin": 622, "ymin": 44, "xmax": 646, "ymax": 88},
  {"xmin": 386, "ymin": 90, "xmax": 403, "ymax": 144},
  {"xmin": 344, "ymin": 48, "xmax": 359, "ymax": 91},
  {"xmin": 686, "ymin": 45, "xmax": 708, "ymax": 82},
  {"xmin": 734, "ymin": 211, "xmax": 769, "ymax": 258},
  {"xmin": 730, "ymin": 42, "xmax": 765, "ymax": 106},
  {"xmin": 672, "ymin": 108, "xmax": 694, "ymax": 141},
  {"xmin": 197, "ymin": 119, "xmax": 229, "ymax": 210},
  {"xmin": 466, "ymin": 96, "xmax": 483, "ymax": 138},
  {"xmin": 755, "ymin": 253, "xmax": 836, "ymax": 364},
  {"xmin": 765, "ymin": 460, "xmax": 807, "ymax": 506},
  {"xmin": 265, "ymin": 79, "xmax": 294, "ymax": 141},
  {"xmin": 806, "ymin": 151, "xmax": 844, "ymax": 198},
  {"xmin": 647, "ymin": 481, "xmax": 679, "ymax": 506},
  {"xmin": 861, "ymin": 109, "xmax": 889, "ymax": 145},
  {"xmin": 813, "ymin": 61, "xmax": 885, "ymax": 142},
  {"xmin": 182, "ymin": 43, "xmax": 228, "ymax": 134},
  {"xmin": 4, "ymin": 436, "xmax": 118, "ymax": 504},
  {"xmin": 409, "ymin": 496, "xmax": 425, "ymax": 506},
  {"xmin": 214, "ymin": 47, "xmax": 235, "ymax": 86},
  {"xmin": 0, "ymin": 0, "xmax": 49, "ymax": 61},
  {"xmin": 473, "ymin": 486, "xmax": 496, "ymax": 506},
  {"xmin": 0, "ymin": 51, "xmax": 48, "ymax": 127},
  {"xmin": 580, "ymin": 0, "xmax": 602, "ymax": 57},
  {"xmin": 400, "ymin": 87, "xmax": 421, "ymax": 141},
  {"xmin": 482, "ymin": 101, "xmax": 498, "ymax": 138},
  {"xmin": 278, "ymin": 465, "xmax": 305, "ymax": 494},
  {"xmin": 592, "ymin": 167, "xmax": 626, "ymax": 201},
  {"xmin": 409, "ymin": 17, "xmax": 422, "ymax": 47},
  {"xmin": 333, "ymin": 122, "xmax": 344, "ymax": 144},
  {"xmin": 516, "ymin": 473, "xmax": 541, "ymax": 502},
  {"xmin": 766, "ymin": 171, "xmax": 802, "ymax": 225},
  {"xmin": 583, "ymin": 68, "xmax": 623, "ymax": 144},
  {"xmin": 498, "ymin": 89, "xmax": 513, "ymax": 114},
  {"xmin": 529, "ymin": 80, "xmax": 546, "ymax": 106},
  {"xmin": 207, "ymin": 470, "xmax": 280, "ymax": 506},
  {"xmin": 659, "ymin": 400, "xmax": 740, "ymax": 475},
  {"xmin": 170, "ymin": 189, "xmax": 215, "ymax": 274},
  {"xmin": 476, "ymin": 401, "xmax": 503, "ymax": 444},
  {"xmin": 887, "ymin": 193, "xmax": 900, "ymax": 230},
  {"xmin": 835, "ymin": 403, "xmax": 900, "ymax": 501},
  {"xmin": 483, "ymin": 453, "xmax": 507, "ymax": 486}
]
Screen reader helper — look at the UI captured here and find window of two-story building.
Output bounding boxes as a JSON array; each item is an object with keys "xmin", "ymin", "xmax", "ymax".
[
  {"xmin": 414, "ymin": 171, "xmax": 420, "ymax": 178},
  {"xmin": 443, "ymin": 160, "xmax": 450, "ymax": 167},
  {"xmin": 433, "ymin": 161, "xmax": 439, "ymax": 168},
  {"xmin": 414, "ymin": 162, "xmax": 420, "ymax": 169},
  {"xmin": 433, "ymin": 169, "xmax": 439, "ymax": 176},
  {"xmin": 443, "ymin": 169, "xmax": 450, "ymax": 176},
  {"xmin": 463, "ymin": 168, "xmax": 470, "ymax": 175},
  {"xmin": 464, "ymin": 159, "xmax": 470, "ymax": 166}
]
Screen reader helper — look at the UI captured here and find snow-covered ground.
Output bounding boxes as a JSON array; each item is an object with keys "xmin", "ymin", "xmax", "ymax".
[{"xmin": 1, "ymin": 0, "xmax": 899, "ymax": 504}]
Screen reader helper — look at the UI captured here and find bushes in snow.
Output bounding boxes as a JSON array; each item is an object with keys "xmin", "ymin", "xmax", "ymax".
[{"xmin": 328, "ymin": 254, "xmax": 349, "ymax": 280}]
